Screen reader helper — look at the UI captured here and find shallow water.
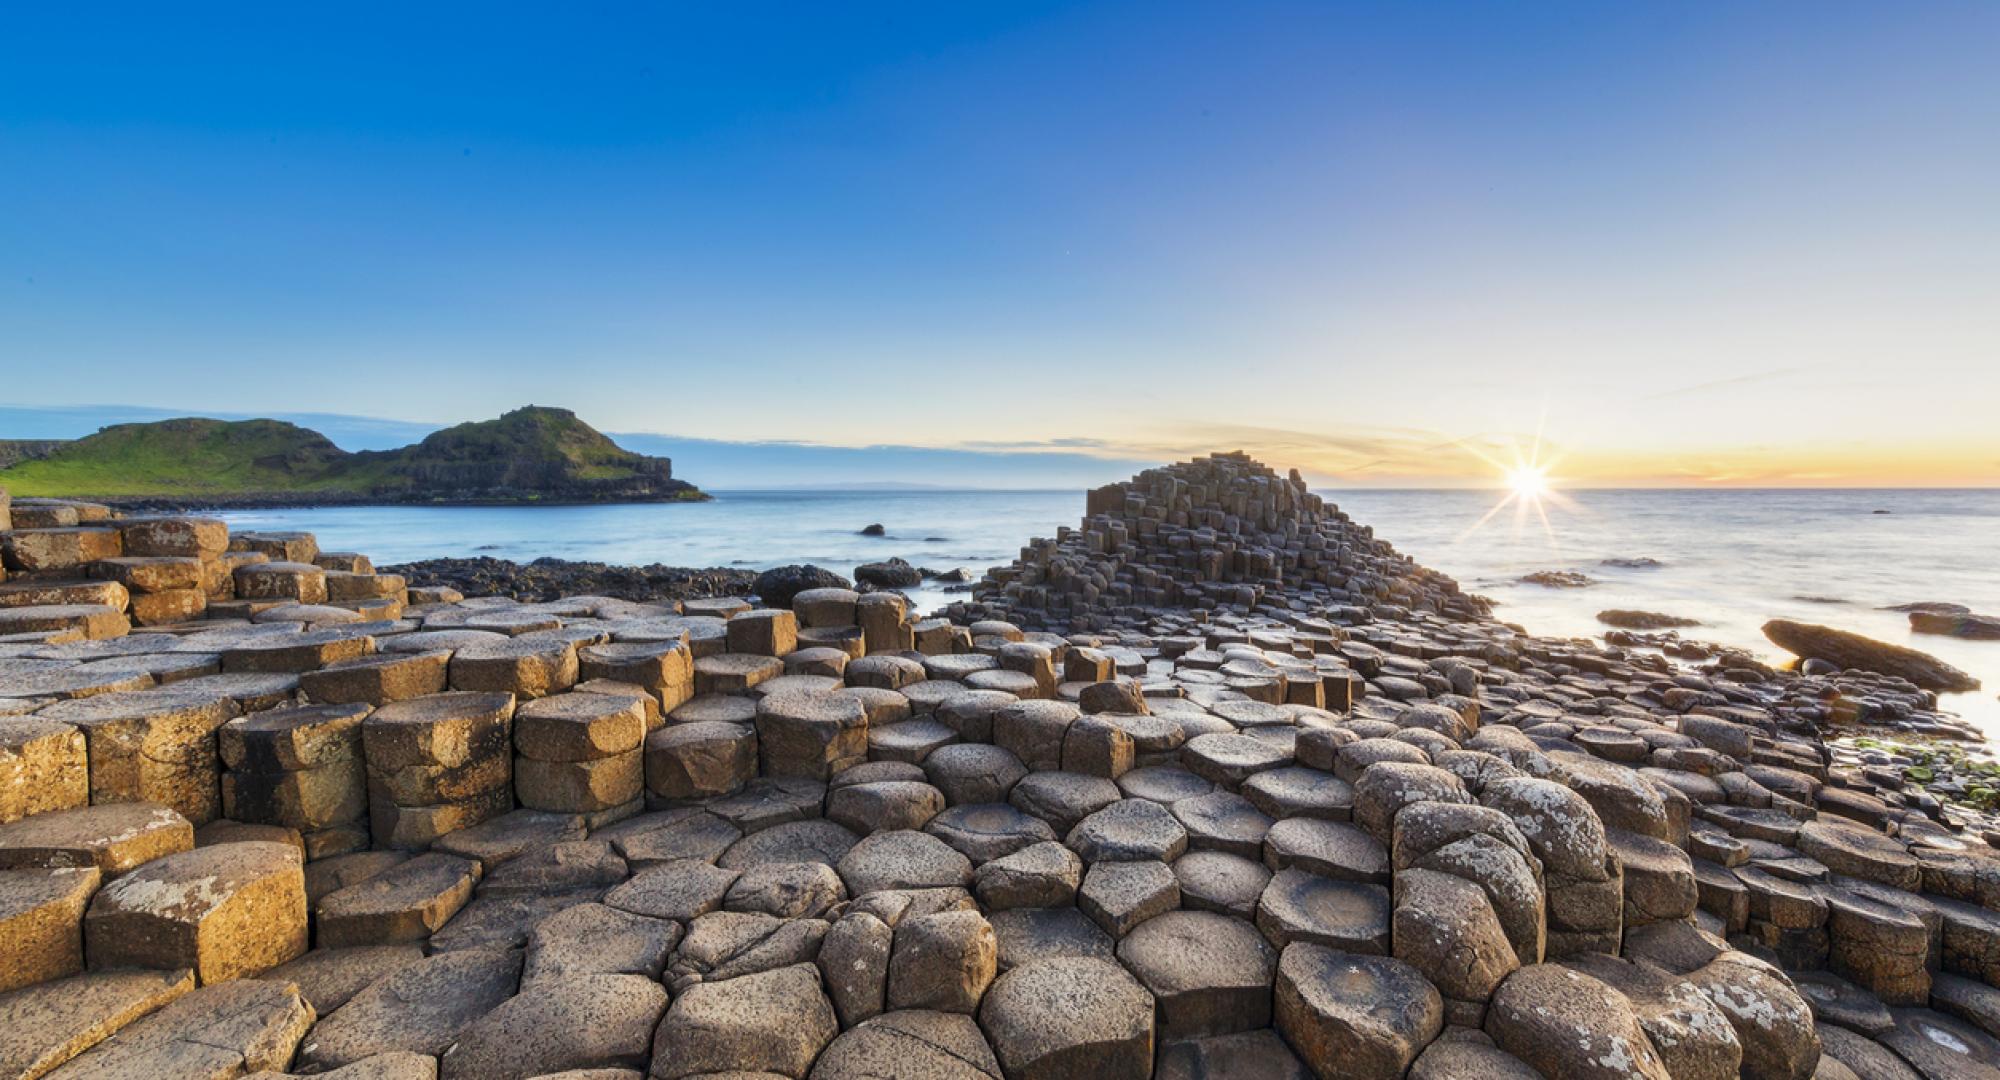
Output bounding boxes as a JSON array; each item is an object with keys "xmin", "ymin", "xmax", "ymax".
[{"xmin": 219, "ymin": 487, "xmax": 2000, "ymax": 737}]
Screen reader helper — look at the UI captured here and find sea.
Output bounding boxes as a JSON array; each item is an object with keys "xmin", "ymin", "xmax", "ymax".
[{"xmin": 216, "ymin": 487, "xmax": 2000, "ymax": 738}]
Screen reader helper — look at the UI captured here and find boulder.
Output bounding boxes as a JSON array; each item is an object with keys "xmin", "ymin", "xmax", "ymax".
[{"xmin": 1762, "ymin": 619, "xmax": 1979, "ymax": 691}]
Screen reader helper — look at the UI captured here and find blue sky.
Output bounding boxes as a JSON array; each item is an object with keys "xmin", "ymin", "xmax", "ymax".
[{"xmin": 4, "ymin": 3, "xmax": 1996, "ymax": 486}]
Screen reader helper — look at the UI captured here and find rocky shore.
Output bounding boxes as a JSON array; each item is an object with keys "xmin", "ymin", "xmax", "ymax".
[
  {"xmin": 2, "ymin": 456, "xmax": 2000, "ymax": 1079},
  {"xmin": 385, "ymin": 556, "xmax": 758, "ymax": 605}
]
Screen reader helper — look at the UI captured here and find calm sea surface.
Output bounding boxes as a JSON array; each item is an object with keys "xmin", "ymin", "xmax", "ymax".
[{"xmin": 218, "ymin": 487, "xmax": 2000, "ymax": 737}]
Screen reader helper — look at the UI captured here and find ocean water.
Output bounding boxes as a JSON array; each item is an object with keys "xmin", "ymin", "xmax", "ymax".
[{"xmin": 217, "ymin": 486, "xmax": 2000, "ymax": 736}]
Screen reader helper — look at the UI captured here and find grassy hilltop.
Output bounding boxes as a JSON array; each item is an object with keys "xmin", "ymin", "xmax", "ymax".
[{"xmin": 0, "ymin": 406, "xmax": 705, "ymax": 504}]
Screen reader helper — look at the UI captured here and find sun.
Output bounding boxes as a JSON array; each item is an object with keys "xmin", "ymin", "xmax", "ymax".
[{"xmin": 1507, "ymin": 464, "xmax": 1548, "ymax": 499}]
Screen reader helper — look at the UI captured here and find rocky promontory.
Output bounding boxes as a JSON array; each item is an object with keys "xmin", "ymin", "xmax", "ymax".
[
  {"xmin": 2, "ymin": 456, "xmax": 1999, "ymax": 1079},
  {"xmin": 0, "ymin": 405, "xmax": 705, "ymax": 507}
]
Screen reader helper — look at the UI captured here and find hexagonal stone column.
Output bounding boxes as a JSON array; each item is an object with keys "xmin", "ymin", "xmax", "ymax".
[
  {"xmin": 84, "ymin": 840, "xmax": 306, "ymax": 984},
  {"xmin": 0, "ymin": 802, "xmax": 194, "ymax": 877},
  {"xmin": 0, "ymin": 866, "xmax": 100, "ymax": 992},
  {"xmin": 219, "ymin": 702, "xmax": 369, "ymax": 838},
  {"xmin": 39, "ymin": 689, "xmax": 239, "ymax": 825},
  {"xmin": 363, "ymin": 692, "xmax": 516, "ymax": 849},
  {"xmin": 977, "ymin": 957, "xmax": 1155, "ymax": 1080},
  {"xmin": 1275, "ymin": 945, "xmax": 1443, "ymax": 1080},
  {"xmin": 514, "ymin": 691, "xmax": 647, "ymax": 815},
  {"xmin": 0, "ymin": 717, "xmax": 88, "ymax": 824},
  {"xmin": 756, "ymin": 689, "xmax": 868, "ymax": 780}
]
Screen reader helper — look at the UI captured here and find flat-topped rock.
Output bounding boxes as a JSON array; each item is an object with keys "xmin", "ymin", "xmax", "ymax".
[
  {"xmin": 0, "ymin": 967, "xmax": 195, "ymax": 1079},
  {"xmin": 85, "ymin": 840, "xmax": 305, "ymax": 984},
  {"xmin": 441, "ymin": 972, "xmax": 668, "ymax": 1080},
  {"xmin": 448, "ymin": 637, "xmax": 578, "ymax": 699},
  {"xmin": 301, "ymin": 651, "xmax": 451, "ymax": 706},
  {"xmin": 516, "ymin": 691, "xmax": 647, "ymax": 761},
  {"xmin": 0, "ymin": 801, "xmax": 194, "ymax": 875},
  {"xmin": 0, "ymin": 716, "xmax": 89, "ymax": 824},
  {"xmin": 977, "ymin": 957, "xmax": 1155, "ymax": 1080},
  {"xmin": 647, "ymin": 962, "xmax": 835, "ymax": 1079},
  {"xmin": 1116, "ymin": 910, "xmax": 1276, "ymax": 1039},
  {"xmin": 316, "ymin": 851, "xmax": 481, "ymax": 947},
  {"xmin": 1275, "ymin": 945, "xmax": 1443, "ymax": 1080},
  {"xmin": 220, "ymin": 701, "xmax": 368, "ymax": 772},
  {"xmin": 0, "ymin": 866, "xmax": 100, "ymax": 992},
  {"xmin": 39, "ymin": 688, "xmax": 239, "ymax": 823},
  {"xmin": 45, "ymin": 977, "xmax": 314, "ymax": 1079},
  {"xmin": 264, "ymin": 944, "xmax": 425, "ymax": 1016},
  {"xmin": 298, "ymin": 947, "xmax": 521, "ymax": 1070}
]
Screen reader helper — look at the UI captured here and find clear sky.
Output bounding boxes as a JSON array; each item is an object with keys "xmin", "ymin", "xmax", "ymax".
[{"xmin": 4, "ymin": 2, "xmax": 1996, "ymax": 487}]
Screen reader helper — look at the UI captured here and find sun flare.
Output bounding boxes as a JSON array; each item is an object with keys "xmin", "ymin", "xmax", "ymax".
[{"xmin": 1507, "ymin": 465, "xmax": 1548, "ymax": 499}]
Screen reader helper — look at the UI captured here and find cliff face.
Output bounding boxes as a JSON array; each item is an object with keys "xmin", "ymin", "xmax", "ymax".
[{"xmin": 0, "ymin": 406, "xmax": 704, "ymax": 505}]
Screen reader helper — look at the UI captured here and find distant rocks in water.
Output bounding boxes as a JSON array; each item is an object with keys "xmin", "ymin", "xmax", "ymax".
[
  {"xmin": 1519, "ymin": 570, "xmax": 1595, "ymax": 588},
  {"xmin": 1910, "ymin": 610, "xmax": 2000, "ymax": 640},
  {"xmin": 1595, "ymin": 609, "xmax": 1701, "ymax": 630},
  {"xmin": 1883, "ymin": 601, "xmax": 1972, "ymax": 615},
  {"xmin": 753, "ymin": 563, "xmax": 853, "ymax": 607},
  {"xmin": 859, "ymin": 523, "xmax": 886, "ymax": 536},
  {"xmin": 387, "ymin": 555, "xmax": 755, "ymax": 604},
  {"xmin": 1790, "ymin": 595, "xmax": 1848, "ymax": 605},
  {"xmin": 931, "ymin": 567, "xmax": 972, "ymax": 584},
  {"xmin": 1763, "ymin": 618, "xmax": 1982, "ymax": 691},
  {"xmin": 1598, "ymin": 556, "xmax": 1663, "ymax": 569},
  {"xmin": 854, "ymin": 557, "xmax": 922, "ymax": 588}
]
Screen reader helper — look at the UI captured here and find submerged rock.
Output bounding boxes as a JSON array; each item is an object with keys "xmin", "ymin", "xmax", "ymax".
[{"xmin": 1596, "ymin": 610, "xmax": 1701, "ymax": 630}]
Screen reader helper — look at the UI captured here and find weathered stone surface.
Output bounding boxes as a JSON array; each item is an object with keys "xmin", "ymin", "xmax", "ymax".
[
  {"xmin": 605, "ymin": 859, "xmax": 738, "ymax": 922},
  {"xmin": 1486, "ymin": 964, "xmax": 1670, "ymax": 1080},
  {"xmin": 0, "ymin": 866, "xmax": 99, "ymax": 993},
  {"xmin": 264, "ymin": 944, "xmax": 424, "ymax": 1015},
  {"xmin": 0, "ymin": 968, "xmax": 195, "ymax": 1080},
  {"xmin": 887, "ymin": 908, "xmax": 997, "ymax": 1014},
  {"xmin": 756, "ymin": 689, "xmax": 868, "ymax": 780},
  {"xmin": 809, "ymin": 1009, "xmax": 1002, "ymax": 1080},
  {"xmin": 1117, "ymin": 910, "xmax": 1275, "ymax": 1039},
  {"xmin": 316, "ymin": 851, "xmax": 481, "ymax": 947},
  {"xmin": 648, "ymin": 962, "xmax": 836, "ymax": 1079},
  {"xmin": 1274, "ymin": 945, "xmax": 1442, "ymax": 1080},
  {"xmin": 645, "ymin": 720, "xmax": 758, "ymax": 801},
  {"xmin": 838, "ymin": 830, "xmax": 974, "ymax": 896},
  {"xmin": 44, "ymin": 977, "xmax": 313, "ymax": 1079},
  {"xmin": 449, "ymin": 638, "xmax": 578, "ymax": 699},
  {"xmin": 820, "ymin": 910, "xmax": 894, "ymax": 1027},
  {"xmin": 975, "ymin": 840, "xmax": 1082, "ymax": 910},
  {"xmin": 1079, "ymin": 858, "xmax": 1179, "ymax": 937},
  {"xmin": 0, "ymin": 717, "xmax": 89, "ymax": 824},
  {"xmin": 1392, "ymin": 867, "xmax": 1519, "ymax": 1004},
  {"xmin": 977, "ymin": 957, "xmax": 1154, "ymax": 1080},
  {"xmin": 1256, "ymin": 868, "xmax": 1391, "ymax": 953},
  {"xmin": 0, "ymin": 802, "xmax": 193, "ymax": 876},
  {"xmin": 1683, "ymin": 954, "xmax": 1820, "ymax": 1080},
  {"xmin": 39, "ymin": 688, "xmax": 238, "ymax": 824},
  {"xmin": 441, "ymin": 973, "xmax": 668, "ymax": 1080},
  {"xmin": 84, "ymin": 840, "xmax": 306, "ymax": 984},
  {"xmin": 724, "ymin": 860, "xmax": 845, "ymax": 918},
  {"xmin": 301, "ymin": 651, "xmax": 450, "ymax": 706},
  {"xmin": 299, "ymin": 948, "xmax": 521, "ymax": 1070}
]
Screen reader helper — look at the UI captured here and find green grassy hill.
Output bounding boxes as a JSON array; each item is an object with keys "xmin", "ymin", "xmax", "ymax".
[{"xmin": 0, "ymin": 406, "xmax": 703, "ymax": 504}]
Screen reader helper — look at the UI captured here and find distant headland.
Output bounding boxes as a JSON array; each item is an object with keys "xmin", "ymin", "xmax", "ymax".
[{"xmin": 0, "ymin": 405, "xmax": 706, "ymax": 508}]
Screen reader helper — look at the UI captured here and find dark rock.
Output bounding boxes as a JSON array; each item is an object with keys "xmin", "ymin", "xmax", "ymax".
[
  {"xmin": 1763, "ymin": 619, "xmax": 1980, "ymax": 691},
  {"xmin": 1597, "ymin": 610, "xmax": 1701, "ymax": 630},
  {"xmin": 860, "ymin": 523, "xmax": 887, "ymax": 537},
  {"xmin": 1521, "ymin": 571, "xmax": 1595, "ymax": 588},
  {"xmin": 754, "ymin": 564, "xmax": 853, "ymax": 608},
  {"xmin": 856, "ymin": 558, "xmax": 923, "ymax": 589}
]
